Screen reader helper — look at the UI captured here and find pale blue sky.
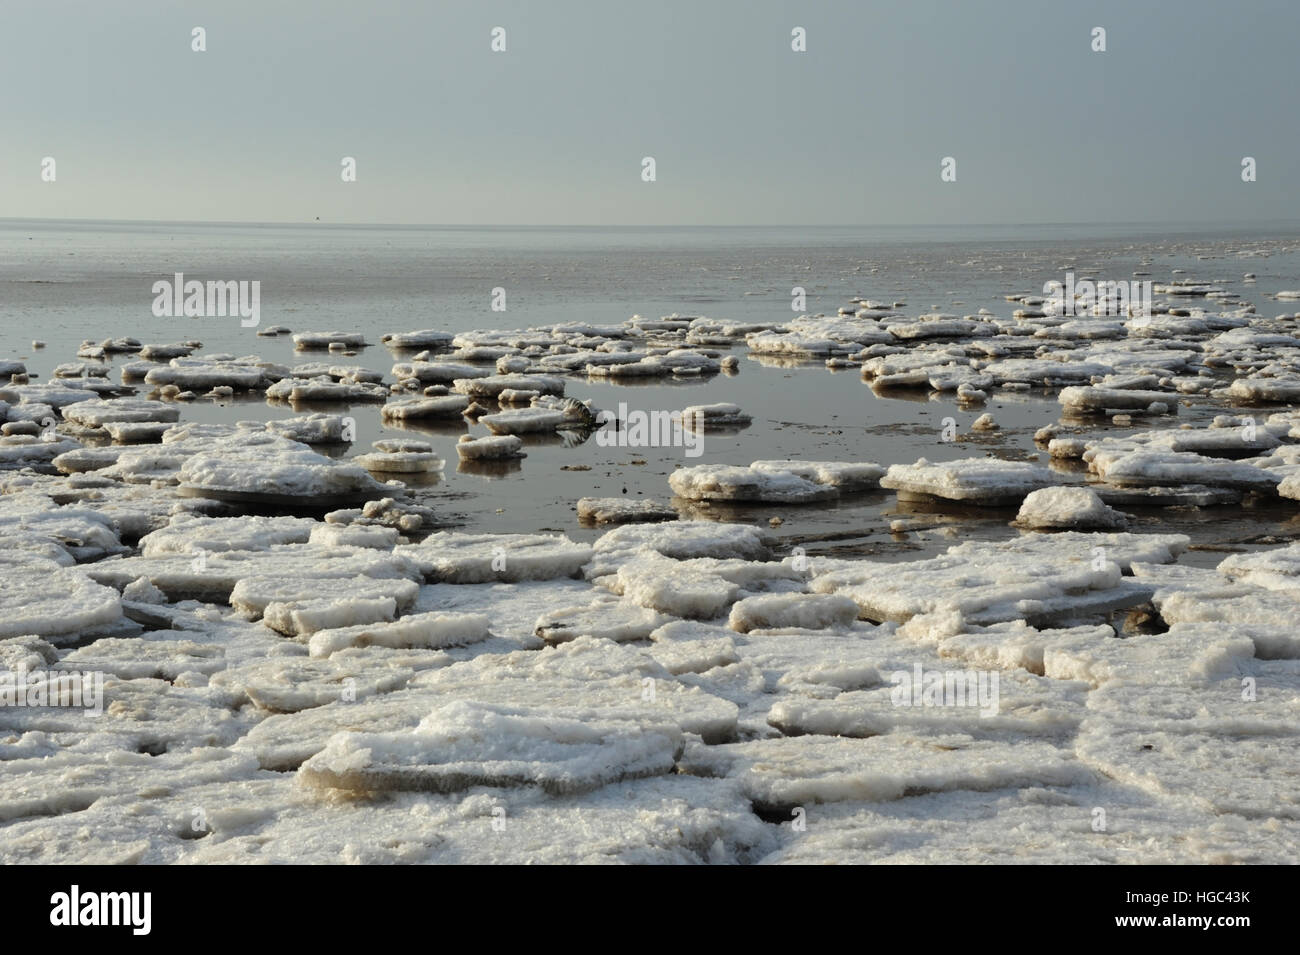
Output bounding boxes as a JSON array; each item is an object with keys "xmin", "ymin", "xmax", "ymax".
[{"xmin": 2, "ymin": 0, "xmax": 1296, "ymax": 225}]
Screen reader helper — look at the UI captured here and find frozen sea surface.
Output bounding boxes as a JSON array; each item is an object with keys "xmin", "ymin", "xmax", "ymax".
[{"xmin": 1, "ymin": 221, "xmax": 1299, "ymax": 863}]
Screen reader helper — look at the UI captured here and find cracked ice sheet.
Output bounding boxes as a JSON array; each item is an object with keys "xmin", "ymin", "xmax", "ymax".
[
  {"xmin": 766, "ymin": 668, "xmax": 1089, "ymax": 741},
  {"xmin": 0, "ymin": 553, "xmax": 125, "ymax": 641},
  {"xmin": 1049, "ymin": 624, "xmax": 1300, "ymax": 819},
  {"xmin": 602, "ymin": 553, "xmax": 802, "ymax": 619},
  {"xmin": 234, "ymin": 637, "xmax": 738, "ymax": 769},
  {"xmin": 138, "ymin": 514, "xmax": 317, "ymax": 556},
  {"xmin": 1077, "ymin": 701, "xmax": 1300, "ymax": 819},
  {"xmin": 60, "ymin": 632, "xmax": 226, "ymax": 680},
  {"xmin": 810, "ymin": 533, "xmax": 1184, "ymax": 625},
  {"xmin": 395, "ymin": 532, "xmax": 593, "ymax": 583},
  {"xmin": 84, "ymin": 544, "xmax": 421, "ymax": 602},
  {"xmin": 174, "ymin": 774, "xmax": 775, "ymax": 865},
  {"xmin": 1132, "ymin": 562, "xmax": 1300, "ymax": 644},
  {"xmin": 299, "ymin": 701, "xmax": 684, "ymax": 796},
  {"xmin": 585, "ymin": 520, "xmax": 770, "ymax": 578},
  {"xmin": 413, "ymin": 578, "xmax": 591, "ymax": 646},
  {"xmin": 756, "ymin": 784, "xmax": 1300, "ymax": 864},
  {"xmin": 0, "ymin": 494, "xmax": 124, "ymax": 562},
  {"xmin": 679, "ymin": 734, "xmax": 1095, "ymax": 813},
  {"xmin": 4, "ymin": 478, "xmax": 237, "ymax": 541},
  {"xmin": 0, "ymin": 677, "xmax": 252, "ymax": 757},
  {"xmin": 209, "ymin": 654, "xmax": 423, "ymax": 712},
  {"xmin": 534, "ymin": 598, "xmax": 669, "ymax": 645}
]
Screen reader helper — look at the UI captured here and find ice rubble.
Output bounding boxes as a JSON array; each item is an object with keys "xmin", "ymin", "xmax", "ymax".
[
  {"xmin": 1, "ymin": 492, "xmax": 1297, "ymax": 861},
  {"xmin": 8, "ymin": 294, "xmax": 1300, "ymax": 863}
]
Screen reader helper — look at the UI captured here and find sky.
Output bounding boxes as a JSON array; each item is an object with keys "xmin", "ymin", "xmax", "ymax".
[{"xmin": 2, "ymin": 0, "xmax": 1297, "ymax": 226}]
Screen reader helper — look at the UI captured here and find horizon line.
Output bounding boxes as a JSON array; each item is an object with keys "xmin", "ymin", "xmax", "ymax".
[{"xmin": 4, "ymin": 215, "xmax": 1300, "ymax": 231}]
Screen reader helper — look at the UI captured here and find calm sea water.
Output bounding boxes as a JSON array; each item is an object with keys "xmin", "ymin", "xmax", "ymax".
[{"xmin": 5, "ymin": 219, "xmax": 1300, "ymax": 562}]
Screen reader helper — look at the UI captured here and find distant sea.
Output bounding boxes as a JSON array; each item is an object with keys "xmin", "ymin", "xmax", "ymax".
[{"xmin": 4, "ymin": 219, "xmax": 1300, "ymax": 556}]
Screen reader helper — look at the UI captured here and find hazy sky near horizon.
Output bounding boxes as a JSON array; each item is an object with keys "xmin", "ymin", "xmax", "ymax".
[{"xmin": 2, "ymin": 0, "xmax": 1297, "ymax": 226}]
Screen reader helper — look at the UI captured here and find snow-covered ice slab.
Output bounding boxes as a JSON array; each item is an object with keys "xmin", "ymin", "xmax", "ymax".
[
  {"xmin": 299, "ymin": 701, "xmax": 683, "ymax": 796},
  {"xmin": 102, "ymin": 421, "xmax": 173, "ymax": 443},
  {"xmin": 0, "ymin": 435, "xmax": 82, "ymax": 469},
  {"xmin": 210, "ymin": 655, "xmax": 418, "ymax": 712},
  {"xmin": 747, "ymin": 330, "xmax": 873, "ymax": 358},
  {"xmin": 1, "ymin": 380, "xmax": 116, "ymax": 409},
  {"xmin": 887, "ymin": 316, "xmax": 984, "ymax": 341},
  {"xmin": 609, "ymin": 554, "xmax": 743, "ymax": 619},
  {"xmin": 750, "ymin": 460, "xmax": 884, "ymax": 492},
  {"xmin": 234, "ymin": 574, "xmax": 421, "ymax": 635},
  {"xmin": 308, "ymin": 612, "xmax": 490, "ymax": 657},
  {"xmin": 178, "ymin": 432, "xmax": 389, "ymax": 507},
  {"xmin": 534, "ymin": 599, "xmax": 668, "ymax": 645},
  {"xmin": 1227, "ymin": 377, "xmax": 1300, "ymax": 404},
  {"xmin": 681, "ymin": 735, "xmax": 1095, "ymax": 812},
  {"xmin": 1089, "ymin": 449, "xmax": 1279, "ymax": 492},
  {"xmin": 766, "ymin": 667, "xmax": 1087, "ymax": 740},
  {"xmin": 478, "ymin": 407, "xmax": 570, "ymax": 435},
  {"xmin": 453, "ymin": 374, "xmax": 565, "ymax": 398},
  {"xmin": 265, "ymin": 413, "xmax": 353, "ymax": 444},
  {"xmin": 86, "ymin": 544, "xmax": 419, "ymax": 602},
  {"xmin": 1015, "ymin": 486, "xmax": 1128, "ymax": 530},
  {"xmin": 881, "ymin": 457, "xmax": 1063, "ymax": 506},
  {"xmin": 680, "ymin": 403, "xmax": 752, "ymax": 431},
  {"xmin": 576, "ymin": 497, "xmax": 677, "ymax": 524},
  {"xmin": 669, "ymin": 464, "xmax": 836, "ymax": 503},
  {"xmin": 406, "ymin": 638, "xmax": 739, "ymax": 743},
  {"xmin": 396, "ymin": 532, "xmax": 593, "ymax": 583},
  {"xmin": 455, "ymin": 434, "xmax": 524, "ymax": 460},
  {"xmin": 62, "ymin": 398, "xmax": 179, "ymax": 428},
  {"xmin": 60, "ymin": 633, "xmax": 225, "ymax": 680},
  {"xmin": 587, "ymin": 520, "xmax": 770, "ymax": 577},
  {"xmin": 265, "ymin": 377, "xmax": 388, "ymax": 403},
  {"xmin": 353, "ymin": 448, "xmax": 444, "ymax": 473},
  {"xmin": 756, "ymin": 784, "xmax": 1295, "ymax": 864},
  {"xmin": 812, "ymin": 533, "xmax": 1184, "ymax": 625},
  {"xmin": 728, "ymin": 593, "xmax": 859, "ymax": 633},
  {"xmin": 381, "ymin": 395, "xmax": 471, "ymax": 420},
  {"xmin": 1059, "ymin": 386, "xmax": 1177, "ymax": 414},
  {"xmin": 0, "ymin": 497, "xmax": 124, "ymax": 562},
  {"xmin": 293, "ymin": 331, "xmax": 367, "ymax": 350},
  {"xmin": 392, "ymin": 361, "xmax": 489, "ymax": 384},
  {"xmin": 1218, "ymin": 543, "xmax": 1300, "ymax": 592},
  {"xmin": 138, "ymin": 514, "xmax": 316, "ymax": 556},
  {"xmin": 144, "ymin": 355, "xmax": 284, "ymax": 391},
  {"xmin": 0, "ymin": 554, "xmax": 124, "ymax": 641},
  {"xmin": 382, "ymin": 330, "xmax": 455, "ymax": 349},
  {"xmin": 238, "ymin": 637, "xmax": 737, "ymax": 767}
]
